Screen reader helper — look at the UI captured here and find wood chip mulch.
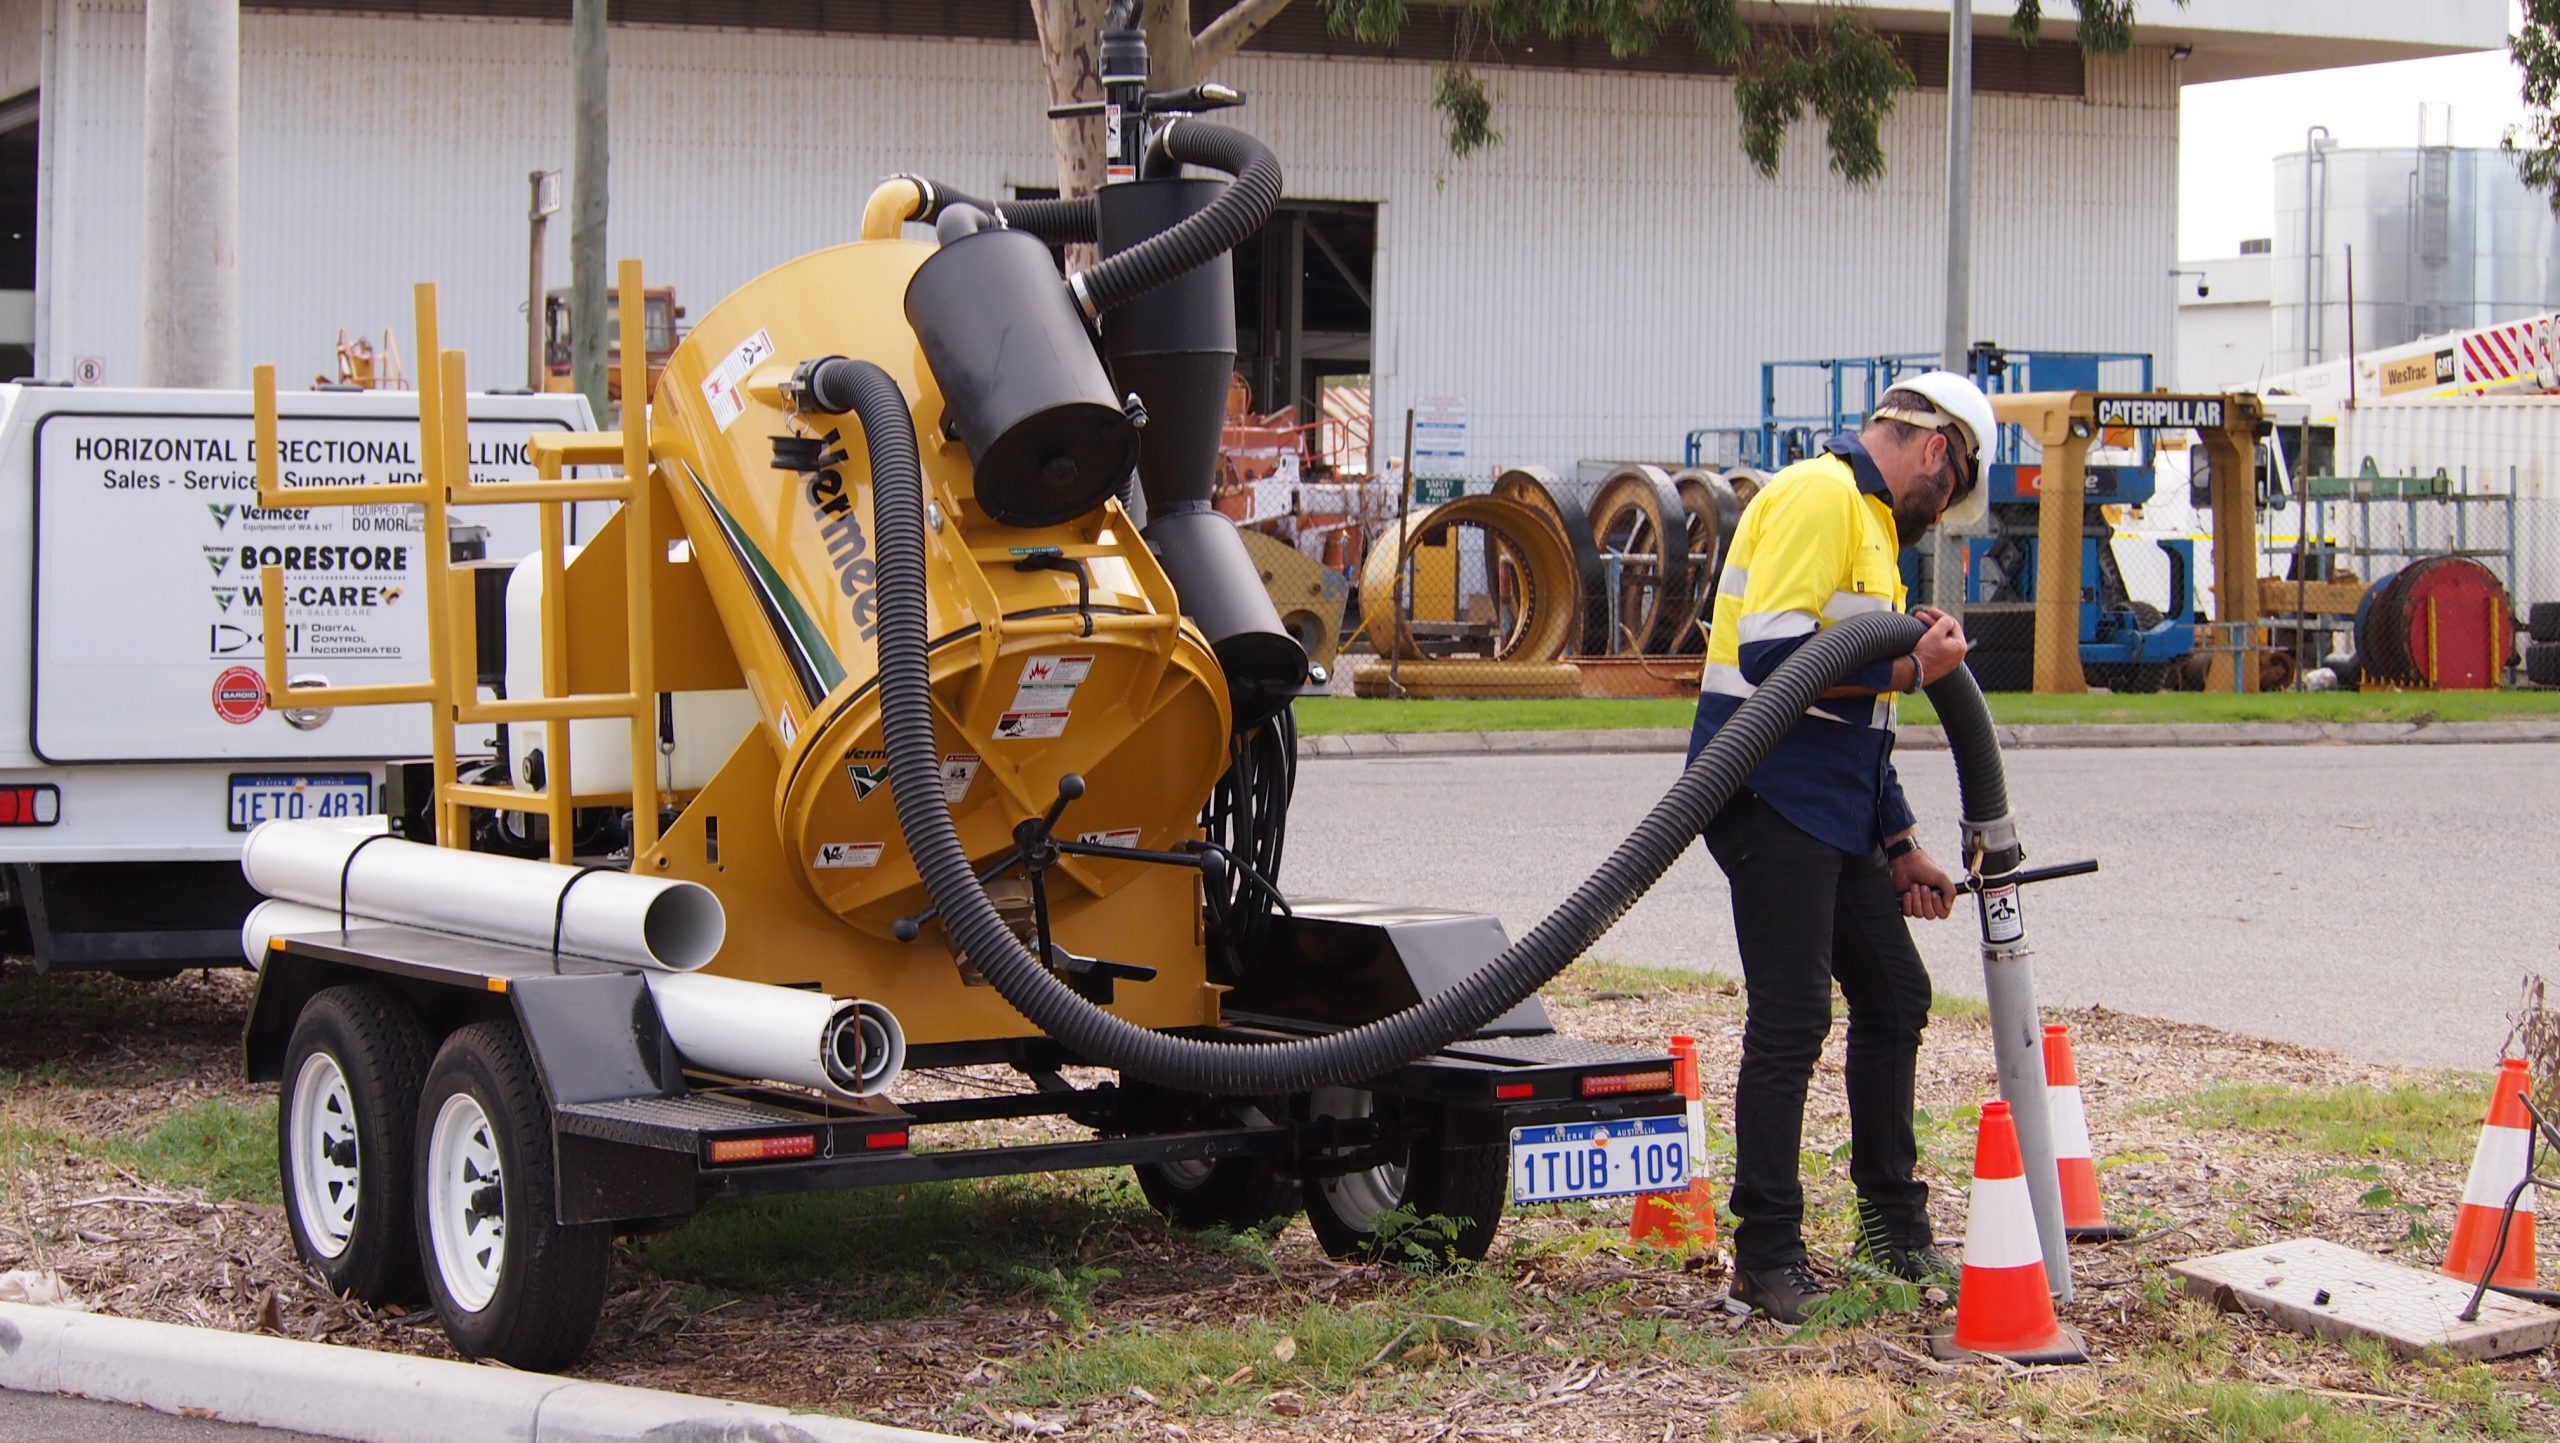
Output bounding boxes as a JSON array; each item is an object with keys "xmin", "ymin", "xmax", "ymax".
[{"xmin": 2, "ymin": 961, "xmax": 2553, "ymax": 1442}]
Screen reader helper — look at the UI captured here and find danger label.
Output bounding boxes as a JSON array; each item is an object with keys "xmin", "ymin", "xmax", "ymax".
[
  {"xmin": 1019, "ymin": 654, "xmax": 1094, "ymax": 688},
  {"xmin": 814, "ymin": 842, "xmax": 884, "ymax": 870},
  {"xmin": 995, "ymin": 711, "xmax": 1070, "ymax": 740},
  {"xmin": 1981, "ymin": 883, "xmax": 2024, "ymax": 944},
  {"xmin": 211, "ymin": 665, "xmax": 266, "ymax": 725},
  {"xmin": 1010, "ymin": 684, "xmax": 1079, "ymax": 714},
  {"xmin": 1076, "ymin": 827, "xmax": 1141, "ymax": 850},
  {"xmin": 701, "ymin": 328, "xmax": 776, "ymax": 433}
]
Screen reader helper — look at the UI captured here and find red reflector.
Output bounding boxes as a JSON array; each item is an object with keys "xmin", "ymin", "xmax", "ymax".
[
  {"xmin": 707, "ymin": 1133, "xmax": 818, "ymax": 1166},
  {"xmin": 1580, "ymin": 1069, "xmax": 1677, "ymax": 1099},
  {"xmin": 864, "ymin": 1130, "xmax": 909, "ymax": 1151},
  {"xmin": 1493, "ymin": 1082, "xmax": 1535, "ymax": 1100}
]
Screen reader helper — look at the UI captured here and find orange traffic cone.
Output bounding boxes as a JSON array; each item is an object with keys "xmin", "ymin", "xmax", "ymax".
[
  {"xmin": 2044, "ymin": 1024, "xmax": 2125, "ymax": 1242},
  {"xmin": 1629, "ymin": 1035, "xmax": 1717, "ymax": 1247},
  {"xmin": 1929, "ymin": 1100, "xmax": 2086, "ymax": 1365},
  {"xmin": 2441, "ymin": 1059, "xmax": 2552, "ymax": 1300}
]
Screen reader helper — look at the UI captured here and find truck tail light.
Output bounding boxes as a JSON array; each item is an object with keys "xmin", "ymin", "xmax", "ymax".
[{"xmin": 0, "ymin": 786, "xmax": 61, "ymax": 826}]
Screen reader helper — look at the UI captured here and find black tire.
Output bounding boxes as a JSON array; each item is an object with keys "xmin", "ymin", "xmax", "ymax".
[
  {"xmin": 2531, "ymin": 602, "xmax": 2560, "ymax": 645},
  {"xmin": 2529, "ymin": 642, "xmax": 2560, "ymax": 688},
  {"xmin": 413, "ymin": 1020, "xmax": 610, "ymax": 1370},
  {"xmin": 2108, "ymin": 603, "xmax": 2170, "ymax": 694},
  {"xmin": 1133, "ymin": 1156, "xmax": 1301, "ymax": 1234},
  {"xmin": 1300, "ymin": 1089, "xmax": 1505, "ymax": 1265},
  {"xmin": 278, "ymin": 984, "xmax": 433, "ymax": 1304}
]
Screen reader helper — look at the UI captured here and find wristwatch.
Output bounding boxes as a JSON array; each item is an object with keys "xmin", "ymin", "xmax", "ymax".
[{"xmin": 1883, "ymin": 835, "xmax": 1920, "ymax": 862}]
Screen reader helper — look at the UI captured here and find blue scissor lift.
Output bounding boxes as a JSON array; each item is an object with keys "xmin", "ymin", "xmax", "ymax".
[{"xmin": 1685, "ymin": 345, "xmax": 2196, "ymax": 689}]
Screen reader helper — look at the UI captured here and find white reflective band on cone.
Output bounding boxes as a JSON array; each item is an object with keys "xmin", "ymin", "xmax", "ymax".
[
  {"xmin": 1685, "ymin": 1098, "xmax": 1707, "ymax": 1165},
  {"xmin": 1962, "ymin": 1174, "xmax": 2045, "ymax": 1271},
  {"xmin": 2463, "ymin": 1125, "xmax": 2537, "ymax": 1211},
  {"xmin": 2049, "ymin": 1084, "xmax": 2094, "ymax": 1158}
]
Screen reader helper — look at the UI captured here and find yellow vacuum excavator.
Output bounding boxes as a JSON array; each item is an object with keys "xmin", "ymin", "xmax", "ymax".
[{"xmin": 237, "ymin": 9, "xmax": 1978, "ymax": 1372}]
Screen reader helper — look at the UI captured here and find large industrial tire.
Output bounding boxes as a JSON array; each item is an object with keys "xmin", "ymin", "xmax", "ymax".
[
  {"xmin": 1134, "ymin": 1156, "xmax": 1301, "ymax": 1235},
  {"xmin": 1300, "ymin": 1088, "xmax": 1505, "ymax": 1265},
  {"xmin": 2530, "ymin": 642, "xmax": 2560, "ymax": 688},
  {"xmin": 279, "ymin": 985, "xmax": 433, "ymax": 1304},
  {"xmin": 415, "ymin": 1020, "xmax": 611, "ymax": 1370},
  {"xmin": 2531, "ymin": 602, "xmax": 2560, "ymax": 645}
]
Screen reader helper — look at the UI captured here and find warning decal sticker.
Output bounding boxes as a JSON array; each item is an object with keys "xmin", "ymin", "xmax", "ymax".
[
  {"xmin": 814, "ymin": 842, "xmax": 884, "ymax": 870},
  {"xmin": 994, "ymin": 711, "xmax": 1070, "ymax": 741}
]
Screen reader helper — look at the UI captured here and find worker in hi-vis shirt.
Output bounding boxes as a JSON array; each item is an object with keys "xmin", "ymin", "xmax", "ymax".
[{"xmin": 1689, "ymin": 370, "xmax": 1995, "ymax": 1325}]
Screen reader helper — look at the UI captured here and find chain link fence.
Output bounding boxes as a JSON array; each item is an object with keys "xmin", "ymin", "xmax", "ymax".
[{"xmin": 1230, "ymin": 423, "xmax": 2560, "ymax": 702}]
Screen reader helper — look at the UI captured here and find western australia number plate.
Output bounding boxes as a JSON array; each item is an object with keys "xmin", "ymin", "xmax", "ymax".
[
  {"xmin": 1508, "ymin": 1115, "xmax": 1688, "ymax": 1204},
  {"xmin": 228, "ymin": 772, "xmax": 372, "ymax": 831}
]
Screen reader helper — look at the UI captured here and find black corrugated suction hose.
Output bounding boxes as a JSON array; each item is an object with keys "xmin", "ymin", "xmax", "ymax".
[
  {"xmin": 893, "ymin": 176, "xmax": 1100, "ymax": 245},
  {"xmin": 1068, "ymin": 122, "xmax": 1281, "ymax": 318},
  {"xmin": 833, "ymin": 354, "xmax": 1999, "ymax": 1091},
  {"xmin": 892, "ymin": 121, "xmax": 1279, "ymax": 319}
]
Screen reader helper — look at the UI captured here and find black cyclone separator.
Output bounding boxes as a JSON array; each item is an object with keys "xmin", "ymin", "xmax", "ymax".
[{"xmin": 843, "ymin": 349, "xmax": 2010, "ymax": 1093}]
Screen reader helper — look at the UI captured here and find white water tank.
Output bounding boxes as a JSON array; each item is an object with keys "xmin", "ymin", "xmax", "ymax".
[{"xmin": 503, "ymin": 546, "xmax": 758, "ymax": 795}]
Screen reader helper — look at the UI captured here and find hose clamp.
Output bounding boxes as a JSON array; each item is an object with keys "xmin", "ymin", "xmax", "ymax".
[
  {"xmin": 1961, "ymin": 811, "xmax": 2019, "ymax": 861},
  {"xmin": 899, "ymin": 173, "xmax": 937, "ymax": 220},
  {"xmin": 1067, "ymin": 271, "xmax": 1103, "ymax": 326}
]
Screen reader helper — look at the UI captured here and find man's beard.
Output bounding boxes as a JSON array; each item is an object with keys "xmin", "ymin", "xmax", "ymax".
[{"xmin": 1891, "ymin": 492, "xmax": 1937, "ymax": 549}]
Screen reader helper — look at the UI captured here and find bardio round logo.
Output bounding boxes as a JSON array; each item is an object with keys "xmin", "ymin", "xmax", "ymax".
[{"xmin": 211, "ymin": 665, "xmax": 266, "ymax": 725}]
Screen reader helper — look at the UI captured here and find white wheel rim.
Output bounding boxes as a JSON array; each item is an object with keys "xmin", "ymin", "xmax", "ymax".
[
  {"xmin": 287, "ymin": 1052, "xmax": 360, "ymax": 1259},
  {"xmin": 1311, "ymin": 1087, "xmax": 1406, "ymax": 1231},
  {"xmin": 1157, "ymin": 1156, "xmax": 1216, "ymax": 1189},
  {"xmin": 425, "ymin": 1091, "xmax": 506, "ymax": 1313}
]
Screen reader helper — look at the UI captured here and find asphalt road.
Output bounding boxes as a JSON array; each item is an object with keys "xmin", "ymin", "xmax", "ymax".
[
  {"xmin": 0, "ymin": 1392, "xmax": 340, "ymax": 1442},
  {"xmin": 1286, "ymin": 742, "xmax": 2554, "ymax": 1071}
]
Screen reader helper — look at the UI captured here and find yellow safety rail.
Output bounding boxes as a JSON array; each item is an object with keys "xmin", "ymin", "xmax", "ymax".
[{"xmin": 254, "ymin": 260, "xmax": 664, "ymax": 863}]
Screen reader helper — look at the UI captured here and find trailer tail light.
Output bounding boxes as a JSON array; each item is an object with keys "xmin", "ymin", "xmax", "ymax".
[
  {"xmin": 864, "ymin": 1130, "xmax": 909, "ymax": 1151},
  {"xmin": 1493, "ymin": 1082, "xmax": 1536, "ymax": 1100},
  {"xmin": 1580, "ymin": 1068, "xmax": 1676, "ymax": 1099},
  {"xmin": 707, "ymin": 1133, "xmax": 818, "ymax": 1166},
  {"xmin": 0, "ymin": 786, "xmax": 60, "ymax": 826}
]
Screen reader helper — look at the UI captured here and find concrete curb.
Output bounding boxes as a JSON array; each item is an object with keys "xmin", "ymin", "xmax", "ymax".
[
  {"xmin": 1297, "ymin": 719, "xmax": 2560, "ymax": 759},
  {"xmin": 0, "ymin": 1303, "xmax": 960, "ymax": 1443}
]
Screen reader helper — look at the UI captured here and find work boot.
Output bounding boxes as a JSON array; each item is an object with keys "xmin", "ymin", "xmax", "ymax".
[{"xmin": 1727, "ymin": 1259, "xmax": 1833, "ymax": 1325}]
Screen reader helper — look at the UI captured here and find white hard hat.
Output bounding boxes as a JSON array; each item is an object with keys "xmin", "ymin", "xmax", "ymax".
[{"xmin": 1873, "ymin": 369, "xmax": 1995, "ymax": 528}]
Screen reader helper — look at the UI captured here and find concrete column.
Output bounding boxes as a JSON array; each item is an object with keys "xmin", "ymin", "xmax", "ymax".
[{"xmin": 138, "ymin": 0, "xmax": 239, "ymax": 389}]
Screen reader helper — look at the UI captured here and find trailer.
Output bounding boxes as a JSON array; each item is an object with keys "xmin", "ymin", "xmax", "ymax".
[{"xmin": 0, "ymin": 381, "xmax": 593, "ymax": 973}]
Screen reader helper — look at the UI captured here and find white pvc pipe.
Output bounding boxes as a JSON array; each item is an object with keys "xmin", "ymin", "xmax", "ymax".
[
  {"xmin": 240, "ymin": 898, "xmax": 356, "ymax": 968},
  {"xmin": 240, "ymin": 818, "xmax": 724, "ymax": 972},
  {"xmin": 644, "ymin": 972, "xmax": 906, "ymax": 1100}
]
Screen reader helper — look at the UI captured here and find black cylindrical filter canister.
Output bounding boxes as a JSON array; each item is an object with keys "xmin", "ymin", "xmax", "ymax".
[
  {"xmin": 904, "ymin": 224, "xmax": 1135, "ymax": 528},
  {"xmin": 1097, "ymin": 178, "xmax": 1234, "ymax": 516}
]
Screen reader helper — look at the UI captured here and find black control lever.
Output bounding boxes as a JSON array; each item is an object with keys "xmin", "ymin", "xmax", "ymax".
[{"xmin": 1956, "ymin": 859, "xmax": 2098, "ymax": 895}]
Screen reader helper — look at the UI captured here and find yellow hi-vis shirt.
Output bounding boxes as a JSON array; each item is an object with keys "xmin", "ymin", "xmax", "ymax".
[{"xmin": 1686, "ymin": 436, "xmax": 1915, "ymax": 854}]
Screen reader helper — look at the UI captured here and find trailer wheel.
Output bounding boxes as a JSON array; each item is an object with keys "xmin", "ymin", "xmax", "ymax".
[
  {"xmin": 414, "ymin": 1020, "xmax": 610, "ymax": 1370},
  {"xmin": 279, "ymin": 984, "xmax": 432, "ymax": 1304},
  {"xmin": 1300, "ymin": 1088, "xmax": 1504, "ymax": 1265},
  {"xmin": 1133, "ymin": 1155, "xmax": 1299, "ymax": 1235}
]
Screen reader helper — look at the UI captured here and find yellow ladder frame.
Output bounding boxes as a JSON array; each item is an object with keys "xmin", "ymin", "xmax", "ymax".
[{"xmin": 253, "ymin": 260, "xmax": 664, "ymax": 863}]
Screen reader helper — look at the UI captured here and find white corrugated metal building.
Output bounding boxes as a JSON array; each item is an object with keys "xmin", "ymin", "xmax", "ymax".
[{"xmin": 0, "ymin": 0, "xmax": 2506, "ymax": 474}]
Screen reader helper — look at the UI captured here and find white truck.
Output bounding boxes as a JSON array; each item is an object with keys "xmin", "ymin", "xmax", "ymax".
[{"xmin": 0, "ymin": 381, "xmax": 595, "ymax": 974}]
